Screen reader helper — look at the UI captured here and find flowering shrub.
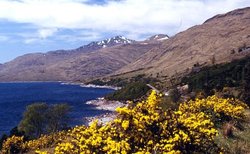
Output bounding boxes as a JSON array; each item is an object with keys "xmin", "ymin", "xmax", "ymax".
[
  {"xmin": 1, "ymin": 136, "xmax": 24, "ymax": 153},
  {"xmin": 1, "ymin": 90, "xmax": 248, "ymax": 154},
  {"xmin": 23, "ymin": 131, "xmax": 67, "ymax": 151},
  {"xmin": 0, "ymin": 131, "xmax": 67, "ymax": 154},
  {"xmin": 53, "ymin": 91, "xmax": 227, "ymax": 153},
  {"xmin": 179, "ymin": 95, "xmax": 248, "ymax": 123}
]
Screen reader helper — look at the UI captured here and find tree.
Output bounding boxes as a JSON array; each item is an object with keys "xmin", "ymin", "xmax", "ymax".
[
  {"xmin": 9, "ymin": 127, "xmax": 25, "ymax": 137},
  {"xmin": 46, "ymin": 104, "xmax": 71, "ymax": 133},
  {"xmin": 18, "ymin": 103, "xmax": 48, "ymax": 138},
  {"xmin": 18, "ymin": 103, "xmax": 71, "ymax": 138}
]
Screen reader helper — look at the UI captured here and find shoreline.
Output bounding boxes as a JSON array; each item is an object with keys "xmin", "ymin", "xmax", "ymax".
[
  {"xmin": 0, "ymin": 81, "xmax": 121, "ymax": 90},
  {"xmin": 85, "ymin": 98, "xmax": 126, "ymax": 125},
  {"xmin": 0, "ymin": 81, "xmax": 64, "ymax": 83},
  {"xmin": 61, "ymin": 82, "xmax": 121, "ymax": 90},
  {"xmin": 86, "ymin": 98, "xmax": 125, "ymax": 111},
  {"xmin": 80, "ymin": 84, "xmax": 121, "ymax": 90}
]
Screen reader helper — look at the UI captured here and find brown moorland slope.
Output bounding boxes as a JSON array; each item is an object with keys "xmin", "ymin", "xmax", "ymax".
[
  {"xmin": 0, "ymin": 36, "xmax": 160, "ymax": 81},
  {"xmin": 113, "ymin": 7, "xmax": 250, "ymax": 81}
]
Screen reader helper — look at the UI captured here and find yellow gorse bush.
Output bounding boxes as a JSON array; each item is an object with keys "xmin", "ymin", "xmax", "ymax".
[
  {"xmin": 53, "ymin": 91, "xmax": 224, "ymax": 153},
  {"xmin": 179, "ymin": 95, "xmax": 248, "ymax": 120},
  {"xmin": 1, "ymin": 136, "xmax": 24, "ymax": 153},
  {"xmin": 1, "ymin": 90, "xmax": 248, "ymax": 154},
  {"xmin": 1, "ymin": 131, "xmax": 67, "ymax": 153},
  {"xmin": 23, "ymin": 131, "xmax": 68, "ymax": 151}
]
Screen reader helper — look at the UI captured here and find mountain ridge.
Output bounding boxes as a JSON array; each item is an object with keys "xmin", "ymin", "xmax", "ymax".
[
  {"xmin": 111, "ymin": 7, "xmax": 250, "ymax": 84},
  {"xmin": 73, "ymin": 35, "xmax": 135, "ymax": 53},
  {"xmin": 0, "ymin": 35, "xmax": 160, "ymax": 81},
  {"xmin": 1, "ymin": 7, "xmax": 250, "ymax": 82}
]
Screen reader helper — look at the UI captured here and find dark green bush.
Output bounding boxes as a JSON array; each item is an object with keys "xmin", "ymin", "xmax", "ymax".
[{"xmin": 105, "ymin": 81, "xmax": 150, "ymax": 101}]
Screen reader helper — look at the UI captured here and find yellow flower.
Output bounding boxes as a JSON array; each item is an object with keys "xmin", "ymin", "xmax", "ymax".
[{"xmin": 122, "ymin": 120, "xmax": 130, "ymax": 130}]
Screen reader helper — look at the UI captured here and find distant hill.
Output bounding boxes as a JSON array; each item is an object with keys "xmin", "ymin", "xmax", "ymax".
[
  {"xmin": 73, "ymin": 36, "xmax": 135, "ymax": 52},
  {"xmin": 1, "ymin": 8, "xmax": 249, "ymax": 83},
  {"xmin": 0, "ymin": 36, "xmax": 160, "ymax": 81},
  {"xmin": 112, "ymin": 7, "xmax": 250, "ymax": 84},
  {"xmin": 146, "ymin": 34, "xmax": 169, "ymax": 42}
]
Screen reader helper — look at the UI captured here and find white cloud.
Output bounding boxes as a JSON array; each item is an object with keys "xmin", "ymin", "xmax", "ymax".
[
  {"xmin": 0, "ymin": 36, "xmax": 9, "ymax": 42},
  {"xmin": 56, "ymin": 32, "xmax": 101, "ymax": 43},
  {"xmin": 24, "ymin": 38, "xmax": 39, "ymax": 44},
  {"xmin": 38, "ymin": 28, "xmax": 58, "ymax": 39},
  {"xmin": 13, "ymin": 27, "xmax": 58, "ymax": 44},
  {"xmin": 0, "ymin": 0, "xmax": 249, "ymax": 39}
]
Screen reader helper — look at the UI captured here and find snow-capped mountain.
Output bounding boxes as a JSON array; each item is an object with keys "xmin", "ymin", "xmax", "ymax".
[
  {"xmin": 84, "ymin": 36, "xmax": 135, "ymax": 49},
  {"xmin": 147, "ymin": 34, "xmax": 169, "ymax": 41}
]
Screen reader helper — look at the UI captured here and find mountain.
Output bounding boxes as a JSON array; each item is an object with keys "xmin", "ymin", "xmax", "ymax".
[
  {"xmin": 146, "ymin": 34, "xmax": 169, "ymax": 41},
  {"xmin": 112, "ymin": 7, "xmax": 250, "ymax": 83},
  {"xmin": 74, "ymin": 36, "xmax": 135, "ymax": 52},
  {"xmin": 1, "ymin": 7, "xmax": 249, "ymax": 83},
  {"xmin": 0, "ymin": 36, "xmax": 158, "ymax": 81}
]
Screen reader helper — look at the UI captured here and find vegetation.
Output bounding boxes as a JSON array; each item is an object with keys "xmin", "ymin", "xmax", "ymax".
[
  {"xmin": 88, "ymin": 74, "xmax": 159, "ymax": 87},
  {"xmin": 0, "ymin": 127, "xmax": 26, "ymax": 152},
  {"xmin": 87, "ymin": 78, "xmax": 127, "ymax": 87},
  {"xmin": 1, "ymin": 57, "xmax": 250, "ymax": 153},
  {"xmin": 182, "ymin": 56, "xmax": 250, "ymax": 104},
  {"xmin": 1, "ymin": 90, "xmax": 249, "ymax": 153},
  {"xmin": 105, "ymin": 81, "xmax": 150, "ymax": 101},
  {"xmin": 18, "ymin": 103, "xmax": 71, "ymax": 139},
  {"xmin": 0, "ymin": 134, "xmax": 8, "ymax": 151},
  {"xmin": 94, "ymin": 74, "xmax": 159, "ymax": 101}
]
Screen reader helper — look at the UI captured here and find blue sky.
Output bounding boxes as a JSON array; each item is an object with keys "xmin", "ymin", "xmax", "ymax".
[{"xmin": 0, "ymin": 0, "xmax": 249, "ymax": 63}]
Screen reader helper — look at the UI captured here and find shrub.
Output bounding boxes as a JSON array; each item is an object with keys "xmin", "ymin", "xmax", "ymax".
[
  {"xmin": 1, "ymin": 136, "xmax": 24, "ymax": 154},
  {"xmin": 53, "ymin": 91, "xmax": 248, "ymax": 153},
  {"xmin": 18, "ymin": 103, "xmax": 71, "ymax": 138},
  {"xmin": 2, "ymin": 91, "xmax": 248, "ymax": 153},
  {"xmin": 105, "ymin": 81, "xmax": 150, "ymax": 101}
]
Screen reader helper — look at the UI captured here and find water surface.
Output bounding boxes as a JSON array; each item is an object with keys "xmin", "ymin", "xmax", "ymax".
[{"xmin": 0, "ymin": 82, "xmax": 114, "ymax": 136}]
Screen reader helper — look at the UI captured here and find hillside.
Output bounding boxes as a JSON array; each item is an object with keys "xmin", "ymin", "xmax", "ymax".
[
  {"xmin": 181, "ymin": 56, "xmax": 250, "ymax": 104},
  {"xmin": 0, "ymin": 36, "xmax": 160, "ymax": 81},
  {"xmin": 0, "ymin": 8, "xmax": 249, "ymax": 83},
  {"xmin": 112, "ymin": 7, "xmax": 250, "ymax": 84}
]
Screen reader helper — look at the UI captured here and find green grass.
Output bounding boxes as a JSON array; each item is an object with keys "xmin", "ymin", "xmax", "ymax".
[{"xmin": 215, "ymin": 110, "xmax": 250, "ymax": 154}]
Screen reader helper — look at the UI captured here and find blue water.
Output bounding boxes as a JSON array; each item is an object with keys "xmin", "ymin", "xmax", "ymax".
[{"xmin": 0, "ymin": 82, "xmax": 114, "ymax": 136}]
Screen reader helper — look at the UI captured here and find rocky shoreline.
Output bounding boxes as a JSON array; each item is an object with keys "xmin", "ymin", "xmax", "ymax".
[
  {"xmin": 85, "ymin": 98, "xmax": 126, "ymax": 125},
  {"xmin": 80, "ymin": 84, "xmax": 121, "ymax": 90},
  {"xmin": 61, "ymin": 82, "xmax": 121, "ymax": 90},
  {"xmin": 61, "ymin": 82, "xmax": 123, "ymax": 125}
]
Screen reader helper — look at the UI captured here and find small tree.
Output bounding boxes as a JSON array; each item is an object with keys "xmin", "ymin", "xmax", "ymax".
[
  {"xmin": 18, "ymin": 103, "xmax": 71, "ymax": 138},
  {"xmin": 46, "ymin": 104, "xmax": 71, "ymax": 133},
  {"xmin": 18, "ymin": 103, "xmax": 48, "ymax": 138}
]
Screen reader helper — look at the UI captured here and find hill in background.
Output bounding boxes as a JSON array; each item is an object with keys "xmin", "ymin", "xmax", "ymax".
[{"xmin": 0, "ymin": 7, "xmax": 249, "ymax": 84}]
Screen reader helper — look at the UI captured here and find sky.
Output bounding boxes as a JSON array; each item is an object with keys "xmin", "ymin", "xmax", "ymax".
[{"xmin": 0, "ymin": 0, "xmax": 249, "ymax": 63}]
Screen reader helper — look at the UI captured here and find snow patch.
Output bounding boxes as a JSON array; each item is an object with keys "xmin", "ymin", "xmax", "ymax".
[
  {"xmin": 158, "ymin": 36, "xmax": 169, "ymax": 41},
  {"xmin": 154, "ymin": 35, "xmax": 159, "ymax": 39}
]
